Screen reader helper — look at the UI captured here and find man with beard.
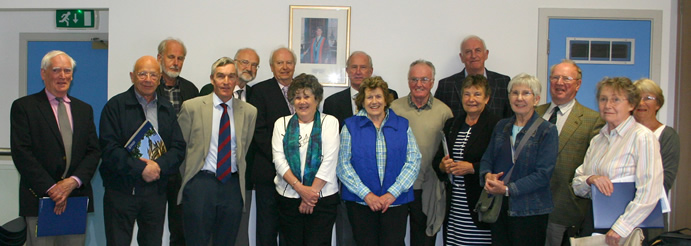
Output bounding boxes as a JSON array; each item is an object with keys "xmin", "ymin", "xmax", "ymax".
[{"xmin": 155, "ymin": 38, "xmax": 199, "ymax": 246}]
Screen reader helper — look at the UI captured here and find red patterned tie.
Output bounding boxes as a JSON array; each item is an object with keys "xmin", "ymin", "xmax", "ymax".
[{"xmin": 217, "ymin": 103, "xmax": 232, "ymax": 183}]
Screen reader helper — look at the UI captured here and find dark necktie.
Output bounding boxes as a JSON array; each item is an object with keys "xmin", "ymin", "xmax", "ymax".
[
  {"xmin": 57, "ymin": 97, "xmax": 72, "ymax": 178},
  {"xmin": 549, "ymin": 106, "xmax": 560, "ymax": 124},
  {"xmin": 217, "ymin": 103, "xmax": 232, "ymax": 183},
  {"xmin": 236, "ymin": 89, "xmax": 243, "ymax": 101}
]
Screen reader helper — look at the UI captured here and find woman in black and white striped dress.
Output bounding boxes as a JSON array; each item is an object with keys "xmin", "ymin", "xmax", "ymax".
[{"xmin": 433, "ymin": 75, "xmax": 500, "ymax": 245}]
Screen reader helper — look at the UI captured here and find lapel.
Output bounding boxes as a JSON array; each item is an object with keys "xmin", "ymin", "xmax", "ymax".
[
  {"xmin": 201, "ymin": 94, "xmax": 214, "ymax": 154},
  {"xmin": 36, "ymin": 91, "xmax": 65, "ymax": 148},
  {"xmin": 452, "ymin": 69, "xmax": 468, "ymax": 102},
  {"xmin": 558, "ymin": 101, "xmax": 585, "ymax": 154},
  {"xmin": 271, "ymin": 79, "xmax": 291, "ymax": 114},
  {"xmin": 232, "ymin": 98, "xmax": 245, "ymax": 152}
]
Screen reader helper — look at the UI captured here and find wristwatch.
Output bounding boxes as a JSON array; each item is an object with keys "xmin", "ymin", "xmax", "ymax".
[{"xmin": 504, "ymin": 186, "xmax": 509, "ymax": 197}]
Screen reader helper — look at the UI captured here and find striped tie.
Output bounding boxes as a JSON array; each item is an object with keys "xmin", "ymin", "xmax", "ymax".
[{"xmin": 217, "ymin": 103, "xmax": 232, "ymax": 183}]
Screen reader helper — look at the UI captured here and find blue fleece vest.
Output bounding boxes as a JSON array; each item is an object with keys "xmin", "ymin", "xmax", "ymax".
[{"xmin": 341, "ymin": 110, "xmax": 414, "ymax": 205}]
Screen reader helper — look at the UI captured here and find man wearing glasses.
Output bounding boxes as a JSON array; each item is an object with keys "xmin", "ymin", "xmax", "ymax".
[
  {"xmin": 536, "ymin": 60, "xmax": 604, "ymax": 245},
  {"xmin": 435, "ymin": 35, "xmax": 513, "ymax": 119},
  {"xmin": 99, "ymin": 56, "xmax": 187, "ymax": 246},
  {"xmin": 155, "ymin": 37, "xmax": 199, "ymax": 246},
  {"xmin": 390, "ymin": 60, "xmax": 452, "ymax": 246}
]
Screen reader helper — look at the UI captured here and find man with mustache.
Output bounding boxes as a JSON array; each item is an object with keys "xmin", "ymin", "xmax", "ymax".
[
  {"xmin": 155, "ymin": 38, "xmax": 199, "ymax": 246},
  {"xmin": 434, "ymin": 35, "xmax": 512, "ymax": 119}
]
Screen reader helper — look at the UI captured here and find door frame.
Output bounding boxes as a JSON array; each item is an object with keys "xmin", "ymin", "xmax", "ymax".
[
  {"xmin": 19, "ymin": 33, "xmax": 108, "ymax": 96},
  {"xmin": 536, "ymin": 9, "xmax": 663, "ymax": 104}
]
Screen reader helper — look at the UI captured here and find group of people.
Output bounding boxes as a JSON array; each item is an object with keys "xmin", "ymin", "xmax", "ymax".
[{"xmin": 10, "ymin": 34, "xmax": 679, "ymax": 246}]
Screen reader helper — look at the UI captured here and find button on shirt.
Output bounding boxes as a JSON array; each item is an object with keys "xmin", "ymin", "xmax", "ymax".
[
  {"xmin": 203, "ymin": 95, "xmax": 237, "ymax": 174},
  {"xmin": 542, "ymin": 99, "xmax": 575, "ymax": 134},
  {"xmin": 134, "ymin": 91, "xmax": 159, "ymax": 131}
]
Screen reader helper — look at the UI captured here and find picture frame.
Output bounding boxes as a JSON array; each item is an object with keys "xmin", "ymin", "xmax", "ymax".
[{"xmin": 289, "ymin": 5, "xmax": 351, "ymax": 87}]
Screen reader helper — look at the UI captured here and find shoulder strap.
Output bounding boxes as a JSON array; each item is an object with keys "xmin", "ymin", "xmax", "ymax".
[{"xmin": 504, "ymin": 117, "xmax": 545, "ymax": 182}]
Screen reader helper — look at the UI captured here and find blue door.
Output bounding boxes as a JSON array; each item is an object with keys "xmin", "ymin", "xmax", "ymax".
[
  {"xmin": 548, "ymin": 19, "xmax": 651, "ymax": 110},
  {"xmin": 27, "ymin": 41, "xmax": 108, "ymax": 246}
]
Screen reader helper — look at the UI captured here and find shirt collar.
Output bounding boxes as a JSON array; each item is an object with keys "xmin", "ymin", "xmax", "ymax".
[
  {"xmin": 161, "ymin": 77, "xmax": 179, "ymax": 89},
  {"xmin": 134, "ymin": 89, "xmax": 157, "ymax": 105},
  {"xmin": 213, "ymin": 92, "xmax": 234, "ymax": 108},
  {"xmin": 407, "ymin": 94, "xmax": 433, "ymax": 110},
  {"xmin": 602, "ymin": 115, "xmax": 636, "ymax": 137},
  {"xmin": 464, "ymin": 68, "xmax": 487, "ymax": 78},
  {"xmin": 44, "ymin": 89, "xmax": 71, "ymax": 103},
  {"xmin": 548, "ymin": 98, "xmax": 576, "ymax": 115}
]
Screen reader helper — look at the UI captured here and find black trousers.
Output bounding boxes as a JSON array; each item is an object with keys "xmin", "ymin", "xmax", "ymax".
[
  {"xmin": 255, "ymin": 183, "xmax": 285, "ymax": 246},
  {"xmin": 182, "ymin": 171, "xmax": 242, "ymax": 246},
  {"xmin": 166, "ymin": 173, "xmax": 185, "ymax": 246},
  {"xmin": 346, "ymin": 201, "xmax": 409, "ymax": 246},
  {"xmin": 491, "ymin": 198, "xmax": 549, "ymax": 246},
  {"xmin": 104, "ymin": 187, "xmax": 166, "ymax": 246},
  {"xmin": 276, "ymin": 193, "xmax": 339, "ymax": 246},
  {"xmin": 409, "ymin": 189, "xmax": 437, "ymax": 246}
]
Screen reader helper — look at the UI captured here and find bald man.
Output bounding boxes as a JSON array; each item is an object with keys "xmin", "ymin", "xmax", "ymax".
[{"xmin": 99, "ymin": 56, "xmax": 186, "ymax": 246}]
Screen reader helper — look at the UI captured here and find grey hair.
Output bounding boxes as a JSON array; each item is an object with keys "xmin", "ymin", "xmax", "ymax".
[
  {"xmin": 234, "ymin": 48, "xmax": 260, "ymax": 63},
  {"xmin": 460, "ymin": 35, "xmax": 487, "ymax": 52},
  {"xmin": 157, "ymin": 38, "xmax": 187, "ymax": 56},
  {"xmin": 41, "ymin": 50, "xmax": 76, "ymax": 70},
  {"xmin": 549, "ymin": 59, "xmax": 582, "ymax": 79},
  {"xmin": 346, "ymin": 51, "xmax": 373, "ymax": 68},
  {"xmin": 269, "ymin": 47, "xmax": 296, "ymax": 64},
  {"xmin": 409, "ymin": 59, "xmax": 436, "ymax": 77},
  {"xmin": 210, "ymin": 57, "xmax": 234, "ymax": 76},
  {"xmin": 508, "ymin": 73, "xmax": 542, "ymax": 96}
]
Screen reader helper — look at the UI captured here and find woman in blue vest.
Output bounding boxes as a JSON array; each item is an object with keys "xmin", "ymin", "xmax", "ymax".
[
  {"xmin": 337, "ymin": 76, "xmax": 421, "ymax": 246},
  {"xmin": 479, "ymin": 73, "xmax": 558, "ymax": 246}
]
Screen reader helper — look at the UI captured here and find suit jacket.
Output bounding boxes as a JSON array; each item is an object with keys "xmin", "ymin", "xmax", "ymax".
[
  {"xmin": 434, "ymin": 68, "xmax": 513, "ymax": 119},
  {"xmin": 11, "ymin": 89, "xmax": 101, "ymax": 216},
  {"xmin": 432, "ymin": 109, "xmax": 499, "ymax": 230},
  {"xmin": 322, "ymin": 87, "xmax": 399, "ymax": 129},
  {"xmin": 156, "ymin": 76, "xmax": 200, "ymax": 102},
  {"xmin": 536, "ymin": 100, "xmax": 604, "ymax": 227},
  {"xmin": 177, "ymin": 94, "xmax": 257, "ymax": 204},
  {"xmin": 247, "ymin": 77, "xmax": 293, "ymax": 185}
]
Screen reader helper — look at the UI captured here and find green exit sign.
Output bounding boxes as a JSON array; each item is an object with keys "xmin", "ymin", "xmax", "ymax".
[{"xmin": 56, "ymin": 9, "xmax": 96, "ymax": 28}]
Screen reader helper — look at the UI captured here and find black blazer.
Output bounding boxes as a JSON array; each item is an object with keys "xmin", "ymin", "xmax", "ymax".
[
  {"xmin": 10, "ymin": 90, "xmax": 101, "ymax": 216},
  {"xmin": 435, "ymin": 68, "xmax": 513, "ymax": 119},
  {"xmin": 322, "ymin": 87, "xmax": 399, "ymax": 129},
  {"xmin": 432, "ymin": 109, "xmax": 499, "ymax": 230},
  {"xmin": 247, "ymin": 77, "xmax": 292, "ymax": 185}
]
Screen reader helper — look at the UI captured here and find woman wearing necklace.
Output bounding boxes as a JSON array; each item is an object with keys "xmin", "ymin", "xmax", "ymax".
[
  {"xmin": 479, "ymin": 73, "xmax": 558, "ymax": 246},
  {"xmin": 433, "ymin": 74, "xmax": 500, "ymax": 245},
  {"xmin": 337, "ymin": 76, "xmax": 421, "ymax": 246},
  {"xmin": 271, "ymin": 73, "xmax": 340, "ymax": 245}
]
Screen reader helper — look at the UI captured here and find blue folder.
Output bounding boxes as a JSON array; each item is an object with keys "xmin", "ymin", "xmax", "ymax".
[
  {"xmin": 591, "ymin": 182, "xmax": 663, "ymax": 229},
  {"xmin": 37, "ymin": 196, "xmax": 88, "ymax": 237}
]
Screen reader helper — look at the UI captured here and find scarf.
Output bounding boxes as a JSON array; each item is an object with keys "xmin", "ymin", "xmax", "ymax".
[{"xmin": 283, "ymin": 111, "xmax": 322, "ymax": 186}]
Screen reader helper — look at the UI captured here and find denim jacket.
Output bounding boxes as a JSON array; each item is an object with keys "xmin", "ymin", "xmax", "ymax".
[{"xmin": 479, "ymin": 112, "xmax": 558, "ymax": 216}]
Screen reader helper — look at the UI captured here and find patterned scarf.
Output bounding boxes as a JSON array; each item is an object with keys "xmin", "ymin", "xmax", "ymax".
[{"xmin": 283, "ymin": 111, "xmax": 322, "ymax": 186}]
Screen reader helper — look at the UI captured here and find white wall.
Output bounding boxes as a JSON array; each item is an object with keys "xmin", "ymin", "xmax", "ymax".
[{"xmin": 0, "ymin": 0, "xmax": 678, "ymax": 245}]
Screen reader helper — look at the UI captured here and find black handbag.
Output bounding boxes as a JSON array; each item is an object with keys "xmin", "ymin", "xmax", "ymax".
[
  {"xmin": 475, "ymin": 117, "xmax": 544, "ymax": 223},
  {"xmin": 650, "ymin": 228, "xmax": 691, "ymax": 245}
]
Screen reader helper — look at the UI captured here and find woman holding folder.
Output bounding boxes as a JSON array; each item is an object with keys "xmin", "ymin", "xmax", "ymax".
[{"xmin": 572, "ymin": 77, "xmax": 663, "ymax": 246}]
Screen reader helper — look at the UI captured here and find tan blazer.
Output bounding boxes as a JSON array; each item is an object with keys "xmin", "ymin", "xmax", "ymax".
[
  {"xmin": 176, "ymin": 94, "xmax": 257, "ymax": 205},
  {"xmin": 536, "ymin": 100, "xmax": 605, "ymax": 227}
]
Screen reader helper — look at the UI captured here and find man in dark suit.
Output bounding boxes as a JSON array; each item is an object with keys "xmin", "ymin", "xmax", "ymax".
[
  {"xmin": 537, "ymin": 60, "xmax": 604, "ymax": 246},
  {"xmin": 322, "ymin": 51, "xmax": 398, "ymax": 246},
  {"xmin": 11, "ymin": 50, "xmax": 101, "ymax": 245},
  {"xmin": 99, "ymin": 56, "xmax": 186, "ymax": 246},
  {"xmin": 323, "ymin": 51, "xmax": 398, "ymax": 129},
  {"xmin": 248, "ymin": 47, "xmax": 297, "ymax": 246},
  {"xmin": 155, "ymin": 38, "xmax": 199, "ymax": 246},
  {"xmin": 434, "ymin": 35, "xmax": 513, "ymax": 119}
]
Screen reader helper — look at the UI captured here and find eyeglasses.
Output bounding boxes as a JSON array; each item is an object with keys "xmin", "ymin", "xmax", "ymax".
[
  {"xmin": 642, "ymin": 95, "xmax": 657, "ymax": 101},
  {"xmin": 598, "ymin": 97, "xmax": 627, "ymax": 105},
  {"xmin": 549, "ymin": 75, "xmax": 577, "ymax": 83},
  {"xmin": 408, "ymin": 77, "xmax": 432, "ymax": 84},
  {"xmin": 136, "ymin": 72, "xmax": 160, "ymax": 80},
  {"xmin": 237, "ymin": 59, "xmax": 259, "ymax": 69},
  {"xmin": 51, "ymin": 67, "xmax": 73, "ymax": 74}
]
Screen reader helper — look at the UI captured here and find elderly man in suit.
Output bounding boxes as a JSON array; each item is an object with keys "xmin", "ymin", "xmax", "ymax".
[
  {"xmin": 155, "ymin": 38, "xmax": 199, "ymax": 246},
  {"xmin": 323, "ymin": 51, "xmax": 399, "ymax": 128},
  {"xmin": 100, "ymin": 56, "xmax": 186, "ymax": 246},
  {"xmin": 537, "ymin": 60, "xmax": 605, "ymax": 246},
  {"xmin": 435, "ymin": 35, "xmax": 513, "ymax": 119},
  {"xmin": 248, "ymin": 47, "xmax": 297, "ymax": 246},
  {"xmin": 11, "ymin": 50, "xmax": 101, "ymax": 245},
  {"xmin": 178, "ymin": 57, "xmax": 256, "ymax": 246}
]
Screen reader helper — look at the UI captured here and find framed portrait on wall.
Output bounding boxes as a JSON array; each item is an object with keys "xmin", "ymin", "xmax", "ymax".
[{"xmin": 289, "ymin": 5, "xmax": 350, "ymax": 87}]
